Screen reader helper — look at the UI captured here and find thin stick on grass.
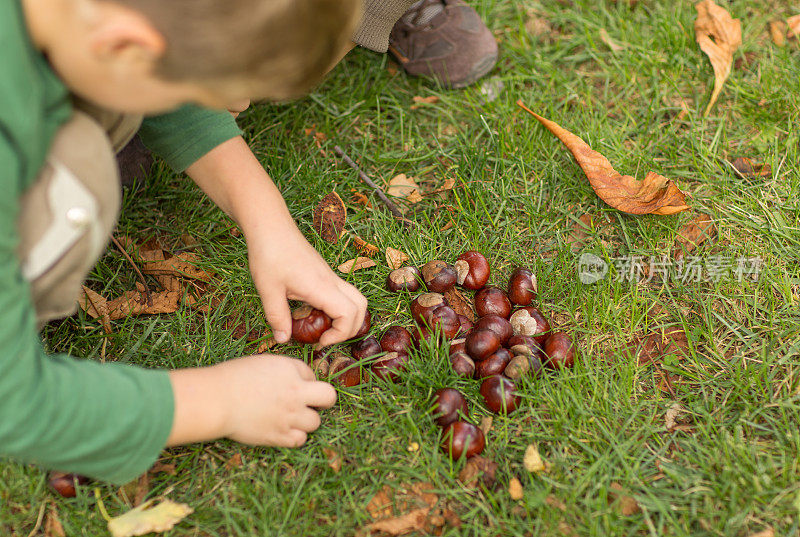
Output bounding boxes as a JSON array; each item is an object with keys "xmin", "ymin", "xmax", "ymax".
[{"xmin": 110, "ymin": 235, "xmax": 152, "ymax": 307}]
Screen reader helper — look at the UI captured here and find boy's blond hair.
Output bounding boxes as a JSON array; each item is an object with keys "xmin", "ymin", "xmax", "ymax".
[{"xmin": 123, "ymin": 0, "xmax": 361, "ymax": 100}]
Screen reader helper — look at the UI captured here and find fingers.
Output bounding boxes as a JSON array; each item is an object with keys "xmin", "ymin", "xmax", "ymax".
[
  {"xmin": 284, "ymin": 429, "xmax": 307, "ymax": 448},
  {"xmin": 293, "ymin": 408, "xmax": 322, "ymax": 433},
  {"xmin": 316, "ymin": 282, "xmax": 369, "ymax": 347},
  {"xmin": 260, "ymin": 290, "xmax": 293, "ymax": 344},
  {"xmin": 302, "ymin": 380, "xmax": 337, "ymax": 409}
]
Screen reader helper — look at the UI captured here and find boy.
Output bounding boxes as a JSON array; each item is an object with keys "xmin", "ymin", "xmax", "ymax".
[{"xmin": 1, "ymin": 0, "xmax": 367, "ymax": 485}]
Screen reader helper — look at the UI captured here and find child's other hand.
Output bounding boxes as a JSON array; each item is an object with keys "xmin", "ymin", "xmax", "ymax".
[{"xmin": 248, "ymin": 226, "xmax": 367, "ymax": 347}]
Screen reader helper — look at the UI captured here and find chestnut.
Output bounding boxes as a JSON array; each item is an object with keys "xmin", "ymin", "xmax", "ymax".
[
  {"xmin": 411, "ymin": 325, "xmax": 438, "ymax": 348},
  {"xmin": 507, "ymin": 335, "xmax": 542, "ymax": 357},
  {"xmin": 509, "ymin": 307, "xmax": 550, "ymax": 345},
  {"xmin": 454, "ymin": 251, "xmax": 490, "ymax": 290},
  {"xmin": 330, "ymin": 356, "xmax": 362, "ymax": 387},
  {"xmin": 421, "ymin": 260, "xmax": 458, "ymax": 293},
  {"xmin": 291, "ymin": 305, "xmax": 332, "ymax": 344},
  {"xmin": 421, "ymin": 305, "xmax": 460, "ymax": 339},
  {"xmin": 311, "ymin": 356, "xmax": 330, "ymax": 377},
  {"xmin": 350, "ymin": 336, "xmax": 382, "ymax": 362},
  {"xmin": 507, "ymin": 267, "xmax": 537, "ymax": 306},
  {"xmin": 449, "ymin": 351, "xmax": 476, "ymax": 377},
  {"xmin": 474, "ymin": 287, "xmax": 512, "ymax": 319},
  {"xmin": 386, "ymin": 266, "xmax": 422, "ymax": 293},
  {"xmin": 544, "ymin": 331, "xmax": 575, "ymax": 369},
  {"xmin": 380, "ymin": 326, "xmax": 413, "ymax": 354},
  {"xmin": 449, "ymin": 337, "xmax": 466, "ymax": 355},
  {"xmin": 504, "ymin": 354, "xmax": 543, "ymax": 379},
  {"xmin": 48, "ymin": 472, "xmax": 89, "ymax": 498},
  {"xmin": 432, "ymin": 388, "xmax": 469, "ymax": 427},
  {"xmin": 474, "ymin": 314, "xmax": 513, "ymax": 345},
  {"xmin": 410, "ymin": 293, "xmax": 448, "ymax": 325},
  {"xmin": 480, "ymin": 376, "xmax": 521, "ymax": 413},
  {"xmin": 354, "ymin": 310, "xmax": 372, "ymax": 339},
  {"xmin": 441, "ymin": 421, "xmax": 485, "ymax": 460},
  {"xmin": 372, "ymin": 351, "xmax": 410, "ymax": 382},
  {"xmin": 465, "ymin": 328, "xmax": 501, "ymax": 361},
  {"xmin": 456, "ymin": 315, "xmax": 474, "ymax": 337},
  {"xmin": 474, "ymin": 348, "xmax": 512, "ymax": 379}
]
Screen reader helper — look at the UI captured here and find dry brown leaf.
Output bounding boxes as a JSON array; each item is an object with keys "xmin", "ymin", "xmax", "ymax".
[
  {"xmin": 385, "ymin": 247, "xmax": 409, "ymax": 270},
  {"xmin": 367, "ymin": 508, "xmax": 430, "ymax": 535},
  {"xmin": 410, "ymin": 96, "xmax": 440, "ymax": 110},
  {"xmin": 351, "ymin": 190, "xmax": 372, "ymax": 208},
  {"xmin": 608, "ymin": 482, "xmax": 641, "ymax": 516},
  {"xmin": 788, "ymin": 15, "xmax": 800, "ymax": 38},
  {"xmin": 142, "ymin": 253, "xmax": 212, "ymax": 282},
  {"xmin": 748, "ymin": 528, "xmax": 775, "ymax": 537},
  {"xmin": 78, "ymin": 286, "xmax": 108, "ymax": 319},
  {"xmin": 338, "ymin": 257, "xmax": 377, "ymax": 274},
  {"xmin": 138, "ymin": 249, "xmax": 165, "ymax": 263},
  {"xmin": 44, "ymin": 504, "xmax": 65, "ymax": 537},
  {"xmin": 545, "ymin": 495, "xmax": 567, "ymax": 511},
  {"xmin": 366, "ymin": 486, "xmax": 394, "ymax": 520},
  {"xmin": 322, "ymin": 448, "xmax": 342, "ymax": 473},
  {"xmin": 457, "ymin": 456, "xmax": 498, "ymax": 490},
  {"xmin": 508, "ymin": 478, "xmax": 524, "ymax": 500},
  {"xmin": 364, "ymin": 482, "xmax": 450, "ymax": 536},
  {"xmin": 352, "ymin": 235, "xmax": 380, "ymax": 257},
  {"xmin": 517, "ymin": 101, "xmax": 689, "ymax": 215},
  {"xmin": 665, "ymin": 402, "xmax": 686, "ymax": 431},
  {"xmin": 599, "ymin": 28, "xmax": 625, "ymax": 51},
  {"xmin": 313, "ymin": 192, "xmax": 346, "ymax": 244},
  {"xmin": 443, "ymin": 287, "xmax": 475, "ymax": 322},
  {"xmin": 149, "ymin": 462, "xmax": 176, "ymax": 475},
  {"xmin": 673, "ymin": 212, "xmax": 716, "ymax": 260},
  {"xmin": 107, "ymin": 290, "xmax": 181, "ymax": 320},
  {"xmin": 225, "ymin": 453, "xmax": 242, "ymax": 470},
  {"xmin": 769, "ymin": 21, "xmax": 787, "ymax": 47},
  {"xmin": 107, "ymin": 499, "xmax": 193, "ymax": 537},
  {"xmin": 479, "ymin": 416, "xmax": 493, "ymax": 436},
  {"xmin": 626, "ymin": 328, "xmax": 690, "ymax": 366},
  {"xmin": 525, "ymin": 12, "xmax": 552, "ymax": 38},
  {"xmin": 256, "ymin": 336, "xmax": 278, "ymax": 354},
  {"xmin": 523, "ymin": 444, "xmax": 546, "ymax": 473},
  {"xmin": 731, "ymin": 157, "xmax": 771, "ymax": 179},
  {"xmin": 387, "ymin": 174, "xmax": 423, "ymax": 208},
  {"xmin": 566, "ymin": 214, "xmax": 594, "ymax": 251},
  {"xmin": 694, "ymin": 0, "xmax": 742, "ymax": 116}
]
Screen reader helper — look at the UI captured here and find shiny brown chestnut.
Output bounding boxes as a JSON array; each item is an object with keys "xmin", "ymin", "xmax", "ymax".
[
  {"xmin": 449, "ymin": 337, "xmax": 466, "ymax": 355},
  {"xmin": 474, "ymin": 314, "xmax": 513, "ymax": 345},
  {"xmin": 48, "ymin": 472, "xmax": 90, "ymax": 498},
  {"xmin": 350, "ymin": 336, "xmax": 382, "ymax": 361},
  {"xmin": 456, "ymin": 315, "xmax": 474, "ymax": 337},
  {"xmin": 474, "ymin": 287, "xmax": 512, "ymax": 319},
  {"xmin": 432, "ymin": 388, "xmax": 469, "ymax": 427},
  {"xmin": 410, "ymin": 293, "xmax": 448, "ymax": 325},
  {"xmin": 449, "ymin": 351, "xmax": 475, "ymax": 377},
  {"xmin": 441, "ymin": 421, "xmax": 485, "ymax": 460},
  {"xmin": 386, "ymin": 266, "xmax": 422, "ymax": 293},
  {"xmin": 411, "ymin": 325, "xmax": 438, "ymax": 348},
  {"xmin": 509, "ymin": 306, "xmax": 550, "ymax": 346},
  {"xmin": 311, "ymin": 356, "xmax": 330, "ymax": 377},
  {"xmin": 380, "ymin": 326, "xmax": 413, "ymax": 354},
  {"xmin": 504, "ymin": 354, "xmax": 543, "ymax": 380},
  {"xmin": 465, "ymin": 328, "xmax": 501, "ymax": 361},
  {"xmin": 372, "ymin": 351, "xmax": 409, "ymax": 382},
  {"xmin": 291, "ymin": 305, "xmax": 333, "ymax": 344},
  {"xmin": 421, "ymin": 260, "xmax": 458, "ymax": 293},
  {"xmin": 330, "ymin": 356, "xmax": 362, "ymax": 387},
  {"xmin": 422, "ymin": 305, "xmax": 460, "ymax": 339},
  {"xmin": 507, "ymin": 335, "xmax": 542, "ymax": 357},
  {"xmin": 474, "ymin": 348, "xmax": 512, "ymax": 379},
  {"xmin": 454, "ymin": 251, "xmax": 490, "ymax": 290},
  {"xmin": 480, "ymin": 376, "xmax": 521, "ymax": 413},
  {"xmin": 354, "ymin": 310, "xmax": 372, "ymax": 339},
  {"xmin": 507, "ymin": 267, "xmax": 538, "ymax": 306},
  {"xmin": 544, "ymin": 331, "xmax": 575, "ymax": 369}
]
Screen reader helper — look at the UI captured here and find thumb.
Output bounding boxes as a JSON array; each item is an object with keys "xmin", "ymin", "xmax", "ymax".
[{"xmin": 261, "ymin": 291, "xmax": 292, "ymax": 344}]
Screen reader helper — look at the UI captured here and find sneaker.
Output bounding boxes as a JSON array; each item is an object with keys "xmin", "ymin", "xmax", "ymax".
[{"xmin": 389, "ymin": 0, "xmax": 498, "ymax": 89}]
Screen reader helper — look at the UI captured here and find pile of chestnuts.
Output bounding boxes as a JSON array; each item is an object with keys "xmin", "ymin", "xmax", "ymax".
[{"xmin": 290, "ymin": 250, "xmax": 576, "ymax": 461}]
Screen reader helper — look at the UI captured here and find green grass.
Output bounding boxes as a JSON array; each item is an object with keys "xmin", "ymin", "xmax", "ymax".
[{"xmin": 3, "ymin": 0, "xmax": 800, "ymax": 535}]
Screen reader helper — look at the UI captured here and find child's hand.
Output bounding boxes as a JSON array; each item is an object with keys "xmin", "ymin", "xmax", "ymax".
[{"xmin": 167, "ymin": 355, "xmax": 336, "ymax": 448}]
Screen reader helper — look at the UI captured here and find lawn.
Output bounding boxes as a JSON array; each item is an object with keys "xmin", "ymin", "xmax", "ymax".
[{"xmin": 3, "ymin": 0, "xmax": 800, "ymax": 535}]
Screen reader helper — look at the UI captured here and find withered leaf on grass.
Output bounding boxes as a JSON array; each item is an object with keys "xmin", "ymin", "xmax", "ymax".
[
  {"xmin": 626, "ymin": 328, "xmax": 690, "ymax": 366},
  {"xmin": 322, "ymin": 448, "xmax": 342, "ymax": 473},
  {"xmin": 457, "ymin": 456, "xmax": 498, "ymax": 490},
  {"xmin": 608, "ymin": 483, "xmax": 641, "ymax": 516},
  {"xmin": 107, "ymin": 499, "xmax": 193, "ymax": 537},
  {"xmin": 788, "ymin": 15, "xmax": 800, "ymax": 38},
  {"xmin": 142, "ymin": 253, "xmax": 212, "ymax": 282},
  {"xmin": 352, "ymin": 235, "xmax": 380, "ymax": 257},
  {"xmin": 385, "ymin": 247, "xmax": 409, "ymax": 270},
  {"xmin": 508, "ymin": 478, "xmax": 524, "ymax": 500},
  {"xmin": 364, "ymin": 482, "xmax": 455, "ymax": 536},
  {"xmin": 517, "ymin": 101, "xmax": 689, "ymax": 215},
  {"xmin": 665, "ymin": 401, "xmax": 687, "ymax": 431},
  {"xmin": 769, "ymin": 21, "xmax": 787, "ymax": 47},
  {"xmin": 45, "ymin": 504, "xmax": 65, "ymax": 537},
  {"xmin": 313, "ymin": 192, "xmax": 346, "ymax": 244},
  {"xmin": 694, "ymin": 0, "xmax": 742, "ymax": 116},
  {"xmin": 410, "ymin": 95, "xmax": 440, "ymax": 110},
  {"xmin": 386, "ymin": 174, "xmax": 424, "ymax": 210},
  {"xmin": 338, "ymin": 257, "xmax": 377, "ymax": 274},
  {"xmin": 106, "ymin": 291, "xmax": 181, "ymax": 320},
  {"xmin": 599, "ymin": 28, "xmax": 625, "ymax": 51},
  {"xmin": 672, "ymin": 212, "xmax": 716, "ymax": 260},
  {"xmin": 731, "ymin": 157, "xmax": 771, "ymax": 179},
  {"xmin": 523, "ymin": 444, "xmax": 546, "ymax": 473},
  {"xmin": 566, "ymin": 214, "xmax": 594, "ymax": 251},
  {"xmin": 443, "ymin": 287, "xmax": 475, "ymax": 322}
]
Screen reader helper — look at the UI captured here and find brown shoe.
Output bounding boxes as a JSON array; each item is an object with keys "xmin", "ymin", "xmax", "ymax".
[
  {"xmin": 116, "ymin": 135, "xmax": 153, "ymax": 189},
  {"xmin": 389, "ymin": 0, "xmax": 498, "ymax": 89}
]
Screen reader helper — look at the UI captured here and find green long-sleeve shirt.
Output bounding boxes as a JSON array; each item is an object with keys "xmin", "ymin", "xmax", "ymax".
[{"xmin": 1, "ymin": 0, "xmax": 240, "ymax": 484}]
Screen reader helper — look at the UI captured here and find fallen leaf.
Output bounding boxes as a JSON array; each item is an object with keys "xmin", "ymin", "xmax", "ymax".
[
  {"xmin": 107, "ymin": 499, "xmax": 193, "ymax": 537},
  {"xmin": 78, "ymin": 286, "xmax": 112, "ymax": 333},
  {"xmin": 138, "ymin": 249, "xmax": 165, "ymax": 263},
  {"xmin": 508, "ymin": 478, "xmax": 524, "ymax": 500},
  {"xmin": 517, "ymin": 102, "xmax": 689, "ymax": 215},
  {"xmin": 748, "ymin": 528, "xmax": 775, "ymax": 537},
  {"xmin": 523, "ymin": 444, "xmax": 546, "ymax": 473},
  {"xmin": 322, "ymin": 448, "xmax": 342, "ymax": 473},
  {"xmin": 608, "ymin": 482, "xmax": 641, "ymax": 516},
  {"xmin": 566, "ymin": 214, "xmax": 594, "ymax": 251},
  {"xmin": 410, "ymin": 96, "xmax": 440, "ymax": 110},
  {"xmin": 363, "ymin": 482, "xmax": 450, "ymax": 536},
  {"xmin": 132, "ymin": 474, "xmax": 149, "ymax": 507},
  {"xmin": 338, "ymin": 257, "xmax": 377, "ymax": 274},
  {"xmin": 626, "ymin": 328, "xmax": 690, "ymax": 366},
  {"xmin": 385, "ymin": 247, "xmax": 410, "ymax": 270},
  {"xmin": 256, "ymin": 336, "xmax": 278, "ymax": 354},
  {"xmin": 149, "ymin": 462, "xmax": 176, "ymax": 475},
  {"xmin": 458, "ymin": 456, "xmax": 498, "ymax": 490},
  {"xmin": 225, "ymin": 453, "xmax": 242, "ymax": 470},
  {"xmin": 367, "ymin": 508, "xmax": 430, "ymax": 535},
  {"xmin": 599, "ymin": 28, "xmax": 625, "ymax": 51},
  {"xmin": 352, "ymin": 235, "xmax": 380, "ymax": 257},
  {"xmin": 731, "ymin": 157, "xmax": 771, "ymax": 179},
  {"xmin": 387, "ymin": 174, "xmax": 423, "ymax": 208},
  {"xmin": 106, "ymin": 290, "xmax": 181, "ymax": 320},
  {"xmin": 788, "ymin": 15, "xmax": 800, "ymax": 38},
  {"xmin": 313, "ymin": 191, "xmax": 347, "ymax": 244},
  {"xmin": 525, "ymin": 12, "xmax": 552, "ymax": 38},
  {"xmin": 665, "ymin": 401, "xmax": 686, "ymax": 431},
  {"xmin": 672, "ymin": 212, "xmax": 716, "ymax": 260},
  {"xmin": 443, "ymin": 287, "xmax": 475, "ymax": 322},
  {"xmin": 155, "ymin": 274, "xmax": 182, "ymax": 293},
  {"xmin": 44, "ymin": 504, "xmax": 65, "ymax": 537},
  {"xmin": 142, "ymin": 253, "xmax": 212, "ymax": 282},
  {"xmin": 479, "ymin": 416, "xmax": 493, "ymax": 436},
  {"xmin": 545, "ymin": 495, "xmax": 567, "ymax": 511},
  {"xmin": 769, "ymin": 21, "xmax": 787, "ymax": 47},
  {"xmin": 366, "ymin": 486, "xmax": 394, "ymax": 520},
  {"xmin": 351, "ymin": 190, "xmax": 372, "ymax": 208},
  {"xmin": 694, "ymin": 0, "xmax": 742, "ymax": 116}
]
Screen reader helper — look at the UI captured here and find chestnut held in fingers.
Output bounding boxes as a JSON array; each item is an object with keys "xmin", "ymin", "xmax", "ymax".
[
  {"xmin": 48, "ymin": 472, "xmax": 90, "ymax": 498},
  {"xmin": 449, "ymin": 351, "xmax": 475, "ymax": 377},
  {"xmin": 454, "ymin": 251, "xmax": 490, "ymax": 290},
  {"xmin": 544, "ymin": 331, "xmax": 575, "ymax": 369},
  {"xmin": 372, "ymin": 351, "xmax": 410, "ymax": 382},
  {"xmin": 330, "ymin": 356, "xmax": 362, "ymax": 387},
  {"xmin": 474, "ymin": 287, "xmax": 512, "ymax": 319},
  {"xmin": 456, "ymin": 315, "xmax": 474, "ymax": 338},
  {"xmin": 291, "ymin": 305, "xmax": 332, "ymax": 344},
  {"xmin": 465, "ymin": 328, "xmax": 501, "ymax": 362},
  {"xmin": 474, "ymin": 348, "xmax": 512, "ymax": 379},
  {"xmin": 386, "ymin": 266, "xmax": 422, "ymax": 293},
  {"xmin": 432, "ymin": 388, "xmax": 469, "ymax": 427},
  {"xmin": 380, "ymin": 326, "xmax": 413, "ymax": 354},
  {"xmin": 350, "ymin": 336, "xmax": 382, "ymax": 362},
  {"xmin": 421, "ymin": 260, "xmax": 458, "ymax": 293},
  {"xmin": 480, "ymin": 376, "xmax": 521, "ymax": 414},
  {"xmin": 441, "ymin": 421, "xmax": 485, "ymax": 460},
  {"xmin": 355, "ymin": 310, "xmax": 372, "ymax": 339},
  {"xmin": 423, "ymin": 305, "xmax": 460, "ymax": 339},
  {"xmin": 449, "ymin": 337, "xmax": 466, "ymax": 355},
  {"xmin": 475, "ymin": 314, "xmax": 513, "ymax": 345},
  {"xmin": 509, "ymin": 307, "xmax": 550, "ymax": 346},
  {"xmin": 507, "ymin": 267, "xmax": 538, "ymax": 306},
  {"xmin": 410, "ymin": 293, "xmax": 448, "ymax": 325}
]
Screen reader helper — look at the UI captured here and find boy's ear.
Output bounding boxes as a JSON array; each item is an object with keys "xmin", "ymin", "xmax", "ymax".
[{"xmin": 88, "ymin": 5, "xmax": 166, "ymax": 67}]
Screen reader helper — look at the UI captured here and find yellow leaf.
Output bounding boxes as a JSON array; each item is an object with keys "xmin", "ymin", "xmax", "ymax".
[
  {"xmin": 599, "ymin": 28, "xmax": 625, "ymax": 51},
  {"xmin": 107, "ymin": 499, "xmax": 193, "ymax": 537},
  {"xmin": 508, "ymin": 478, "xmax": 524, "ymax": 500},
  {"xmin": 387, "ymin": 174, "xmax": 422, "ymax": 203},
  {"xmin": 385, "ymin": 247, "xmax": 409, "ymax": 270},
  {"xmin": 694, "ymin": 0, "xmax": 742, "ymax": 116},
  {"xmin": 523, "ymin": 444, "xmax": 546, "ymax": 473},
  {"xmin": 337, "ymin": 257, "xmax": 377, "ymax": 274},
  {"xmin": 788, "ymin": 14, "xmax": 800, "ymax": 38}
]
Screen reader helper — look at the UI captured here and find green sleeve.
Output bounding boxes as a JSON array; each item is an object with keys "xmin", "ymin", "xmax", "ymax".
[
  {"xmin": 0, "ymin": 137, "xmax": 175, "ymax": 485},
  {"xmin": 138, "ymin": 104, "xmax": 243, "ymax": 172}
]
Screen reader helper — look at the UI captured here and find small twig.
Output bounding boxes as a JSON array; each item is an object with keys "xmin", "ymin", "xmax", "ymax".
[
  {"xmin": 111, "ymin": 235, "xmax": 152, "ymax": 307},
  {"xmin": 333, "ymin": 145, "xmax": 414, "ymax": 228},
  {"xmin": 25, "ymin": 503, "xmax": 46, "ymax": 537}
]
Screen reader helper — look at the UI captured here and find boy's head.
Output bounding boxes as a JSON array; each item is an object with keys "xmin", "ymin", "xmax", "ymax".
[{"xmin": 25, "ymin": 0, "xmax": 360, "ymax": 113}]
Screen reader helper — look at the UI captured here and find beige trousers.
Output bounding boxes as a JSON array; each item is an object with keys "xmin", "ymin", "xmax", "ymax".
[{"xmin": 18, "ymin": 104, "xmax": 142, "ymax": 325}]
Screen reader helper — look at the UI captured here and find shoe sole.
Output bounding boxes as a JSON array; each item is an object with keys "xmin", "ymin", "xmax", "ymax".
[{"xmin": 447, "ymin": 52, "xmax": 498, "ymax": 89}]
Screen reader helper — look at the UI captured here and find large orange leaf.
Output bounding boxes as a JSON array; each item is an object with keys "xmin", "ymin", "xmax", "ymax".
[
  {"xmin": 694, "ymin": 0, "xmax": 741, "ymax": 116},
  {"xmin": 517, "ymin": 100, "xmax": 689, "ymax": 216}
]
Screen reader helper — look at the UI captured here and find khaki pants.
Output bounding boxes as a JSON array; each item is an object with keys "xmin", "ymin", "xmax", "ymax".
[{"xmin": 18, "ymin": 104, "xmax": 142, "ymax": 325}]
